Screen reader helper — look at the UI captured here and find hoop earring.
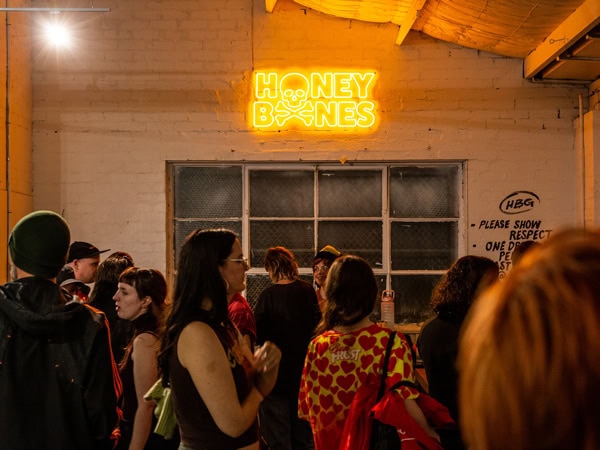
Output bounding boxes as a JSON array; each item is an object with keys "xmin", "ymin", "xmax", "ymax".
[{"xmin": 224, "ymin": 279, "xmax": 230, "ymax": 292}]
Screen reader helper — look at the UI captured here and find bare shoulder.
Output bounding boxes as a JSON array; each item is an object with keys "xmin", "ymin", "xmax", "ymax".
[
  {"xmin": 133, "ymin": 331, "xmax": 159, "ymax": 347},
  {"xmin": 180, "ymin": 321, "xmax": 216, "ymax": 342},
  {"xmin": 178, "ymin": 321, "xmax": 224, "ymax": 367}
]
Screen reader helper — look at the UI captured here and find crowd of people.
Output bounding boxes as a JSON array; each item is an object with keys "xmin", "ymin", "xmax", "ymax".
[{"xmin": 1, "ymin": 210, "xmax": 599, "ymax": 450}]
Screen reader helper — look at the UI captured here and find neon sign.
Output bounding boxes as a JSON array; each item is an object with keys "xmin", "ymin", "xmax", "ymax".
[{"xmin": 251, "ymin": 70, "xmax": 378, "ymax": 132}]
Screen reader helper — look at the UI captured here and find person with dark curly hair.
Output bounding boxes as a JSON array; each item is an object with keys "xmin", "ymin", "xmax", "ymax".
[{"xmin": 417, "ymin": 255, "xmax": 498, "ymax": 448}]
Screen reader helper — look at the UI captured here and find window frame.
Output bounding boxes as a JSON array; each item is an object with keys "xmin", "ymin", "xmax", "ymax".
[{"xmin": 168, "ymin": 161, "xmax": 466, "ymax": 320}]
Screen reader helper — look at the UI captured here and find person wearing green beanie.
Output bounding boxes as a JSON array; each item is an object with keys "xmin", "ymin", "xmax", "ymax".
[
  {"xmin": 0, "ymin": 210, "xmax": 121, "ymax": 449},
  {"xmin": 8, "ymin": 210, "xmax": 70, "ymax": 279}
]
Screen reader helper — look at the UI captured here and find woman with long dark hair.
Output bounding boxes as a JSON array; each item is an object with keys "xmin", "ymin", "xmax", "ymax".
[{"xmin": 158, "ymin": 229, "xmax": 281, "ymax": 450}]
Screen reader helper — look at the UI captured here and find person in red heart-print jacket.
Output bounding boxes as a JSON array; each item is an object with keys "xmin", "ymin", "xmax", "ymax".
[{"xmin": 298, "ymin": 255, "xmax": 439, "ymax": 450}]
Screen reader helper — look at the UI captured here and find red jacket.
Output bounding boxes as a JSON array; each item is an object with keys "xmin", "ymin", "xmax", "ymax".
[{"xmin": 339, "ymin": 380, "xmax": 454, "ymax": 450}]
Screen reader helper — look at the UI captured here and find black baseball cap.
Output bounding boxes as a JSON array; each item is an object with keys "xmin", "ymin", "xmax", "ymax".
[
  {"xmin": 56, "ymin": 265, "xmax": 91, "ymax": 295},
  {"xmin": 67, "ymin": 241, "xmax": 110, "ymax": 262}
]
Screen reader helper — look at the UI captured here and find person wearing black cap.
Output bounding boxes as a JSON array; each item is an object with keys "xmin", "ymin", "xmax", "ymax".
[
  {"xmin": 313, "ymin": 245, "xmax": 341, "ymax": 313},
  {"xmin": 57, "ymin": 265, "xmax": 92, "ymax": 303},
  {"xmin": 0, "ymin": 211, "xmax": 121, "ymax": 450},
  {"xmin": 67, "ymin": 240, "xmax": 110, "ymax": 284}
]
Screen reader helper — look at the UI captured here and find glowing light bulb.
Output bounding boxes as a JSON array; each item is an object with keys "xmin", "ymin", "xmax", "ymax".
[{"xmin": 44, "ymin": 23, "xmax": 71, "ymax": 48}]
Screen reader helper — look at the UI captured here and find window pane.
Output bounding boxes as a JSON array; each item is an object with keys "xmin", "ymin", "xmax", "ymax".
[
  {"xmin": 174, "ymin": 166, "xmax": 242, "ymax": 218},
  {"xmin": 246, "ymin": 274, "xmax": 271, "ymax": 309},
  {"xmin": 249, "ymin": 220, "xmax": 315, "ymax": 267},
  {"xmin": 174, "ymin": 220, "xmax": 242, "ymax": 267},
  {"xmin": 319, "ymin": 170, "xmax": 382, "ymax": 217},
  {"xmin": 390, "ymin": 166, "xmax": 459, "ymax": 218},
  {"xmin": 250, "ymin": 170, "xmax": 314, "ymax": 217},
  {"xmin": 391, "ymin": 221, "xmax": 458, "ymax": 270},
  {"xmin": 391, "ymin": 274, "xmax": 440, "ymax": 323},
  {"xmin": 318, "ymin": 221, "xmax": 382, "ymax": 267}
]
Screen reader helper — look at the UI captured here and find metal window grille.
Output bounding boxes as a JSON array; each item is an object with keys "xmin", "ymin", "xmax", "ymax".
[{"xmin": 170, "ymin": 163, "xmax": 462, "ymax": 322}]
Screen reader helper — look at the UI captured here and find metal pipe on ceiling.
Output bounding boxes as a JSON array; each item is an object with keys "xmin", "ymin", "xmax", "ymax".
[{"xmin": 0, "ymin": 8, "xmax": 110, "ymax": 12}]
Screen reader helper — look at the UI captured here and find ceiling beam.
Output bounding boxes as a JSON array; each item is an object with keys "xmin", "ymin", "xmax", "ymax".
[
  {"xmin": 524, "ymin": 0, "xmax": 600, "ymax": 79},
  {"xmin": 396, "ymin": 0, "xmax": 427, "ymax": 46},
  {"xmin": 265, "ymin": 0, "xmax": 278, "ymax": 13}
]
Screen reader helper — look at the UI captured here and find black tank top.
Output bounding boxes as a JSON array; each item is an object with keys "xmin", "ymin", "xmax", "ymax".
[
  {"xmin": 118, "ymin": 313, "xmax": 179, "ymax": 450},
  {"xmin": 120, "ymin": 312, "xmax": 158, "ymax": 423},
  {"xmin": 169, "ymin": 322, "xmax": 258, "ymax": 449}
]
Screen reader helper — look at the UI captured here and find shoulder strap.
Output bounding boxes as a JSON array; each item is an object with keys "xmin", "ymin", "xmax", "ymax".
[
  {"xmin": 389, "ymin": 379, "xmax": 418, "ymax": 391},
  {"xmin": 377, "ymin": 330, "xmax": 397, "ymax": 401}
]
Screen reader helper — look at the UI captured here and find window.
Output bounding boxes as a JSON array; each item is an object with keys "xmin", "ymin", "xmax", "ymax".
[{"xmin": 170, "ymin": 163, "xmax": 462, "ymax": 323}]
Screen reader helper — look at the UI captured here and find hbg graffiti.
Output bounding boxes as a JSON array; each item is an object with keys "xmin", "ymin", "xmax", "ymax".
[{"xmin": 499, "ymin": 191, "xmax": 540, "ymax": 214}]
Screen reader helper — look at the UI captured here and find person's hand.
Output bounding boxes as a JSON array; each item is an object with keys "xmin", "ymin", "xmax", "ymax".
[
  {"xmin": 253, "ymin": 341, "xmax": 281, "ymax": 373},
  {"xmin": 253, "ymin": 341, "xmax": 281, "ymax": 397}
]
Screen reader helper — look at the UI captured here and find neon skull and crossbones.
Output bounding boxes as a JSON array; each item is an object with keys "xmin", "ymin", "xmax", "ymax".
[{"xmin": 274, "ymin": 73, "xmax": 315, "ymax": 127}]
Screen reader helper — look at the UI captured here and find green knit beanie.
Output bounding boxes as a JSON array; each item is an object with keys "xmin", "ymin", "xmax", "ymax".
[{"xmin": 8, "ymin": 210, "xmax": 71, "ymax": 278}]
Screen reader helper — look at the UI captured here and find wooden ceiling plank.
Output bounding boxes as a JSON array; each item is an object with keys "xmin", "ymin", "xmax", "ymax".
[
  {"xmin": 396, "ymin": 0, "xmax": 427, "ymax": 45},
  {"xmin": 541, "ymin": 59, "xmax": 600, "ymax": 80},
  {"xmin": 524, "ymin": 0, "xmax": 600, "ymax": 78},
  {"xmin": 266, "ymin": 0, "xmax": 279, "ymax": 13}
]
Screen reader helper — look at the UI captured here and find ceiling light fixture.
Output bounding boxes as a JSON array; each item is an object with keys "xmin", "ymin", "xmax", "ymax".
[{"xmin": 43, "ymin": 22, "xmax": 71, "ymax": 48}]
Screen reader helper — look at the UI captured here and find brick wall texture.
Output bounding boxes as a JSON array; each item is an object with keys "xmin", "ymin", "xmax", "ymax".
[{"xmin": 30, "ymin": 0, "xmax": 590, "ymax": 273}]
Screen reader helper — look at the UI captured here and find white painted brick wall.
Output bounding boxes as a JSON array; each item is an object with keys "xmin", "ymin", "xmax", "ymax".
[{"xmin": 30, "ymin": 0, "xmax": 588, "ymax": 275}]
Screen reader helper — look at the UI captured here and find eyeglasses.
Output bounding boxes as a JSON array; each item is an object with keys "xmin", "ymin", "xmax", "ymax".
[
  {"xmin": 313, "ymin": 265, "xmax": 330, "ymax": 273},
  {"xmin": 223, "ymin": 257, "xmax": 250, "ymax": 267}
]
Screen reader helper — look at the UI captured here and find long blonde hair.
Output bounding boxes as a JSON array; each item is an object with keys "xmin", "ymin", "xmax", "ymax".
[{"xmin": 458, "ymin": 229, "xmax": 600, "ymax": 450}]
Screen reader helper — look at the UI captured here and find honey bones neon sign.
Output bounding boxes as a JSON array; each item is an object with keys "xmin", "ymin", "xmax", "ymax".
[{"xmin": 251, "ymin": 70, "xmax": 378, "ymax": 131}]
